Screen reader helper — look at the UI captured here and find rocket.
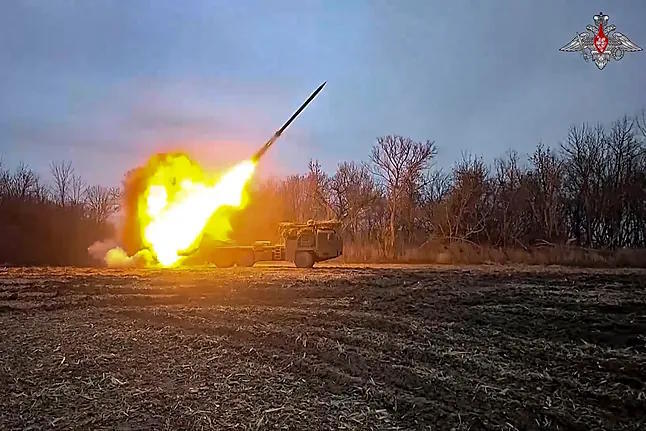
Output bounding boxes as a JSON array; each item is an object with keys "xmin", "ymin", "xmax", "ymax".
[{"xmin": 251, "ymin": 81, "xmax": 326, "ymax": 162}]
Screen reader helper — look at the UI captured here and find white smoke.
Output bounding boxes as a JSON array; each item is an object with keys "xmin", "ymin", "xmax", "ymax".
[
  {"xmin": 88, "ymin": 239, "xmax": 118, "ymax": 262},
  {"xmin": 88, "ymin": 240, "xmax": 153, "ymax": 267}
]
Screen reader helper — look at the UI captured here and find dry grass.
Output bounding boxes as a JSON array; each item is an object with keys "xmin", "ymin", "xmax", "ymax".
[{"xmin": 341, "ymin": 240, "xmax": 646, "ymax": 268}]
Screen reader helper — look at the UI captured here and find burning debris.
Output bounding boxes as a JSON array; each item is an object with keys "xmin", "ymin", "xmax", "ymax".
[{"xmin": 102, "ymin": 82, "xmax": 326, "ymax": 267}]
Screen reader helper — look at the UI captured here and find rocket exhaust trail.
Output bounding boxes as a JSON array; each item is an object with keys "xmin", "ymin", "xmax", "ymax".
[{"xmin": 251, "ymin": 81, "xmax": 326, "ymax": 162}]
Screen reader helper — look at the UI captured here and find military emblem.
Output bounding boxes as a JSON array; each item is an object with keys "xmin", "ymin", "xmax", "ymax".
[{"xmin": 560, "ymin": 12, "xmax": 641, "ymax": 70}]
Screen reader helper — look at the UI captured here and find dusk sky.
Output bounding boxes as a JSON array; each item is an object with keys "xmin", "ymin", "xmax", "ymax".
[{"xmin": 1, "ymin": 1, "xmax": 645, "ymax": 186}]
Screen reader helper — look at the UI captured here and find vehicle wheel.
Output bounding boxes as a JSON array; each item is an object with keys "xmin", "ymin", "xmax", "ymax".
[
  {"xmin": 294, "ymin": 251, "xmax": 315, "ymax": 268},
  {"xmin": 236, "ymin": 251, "xmax": 255, "ymax": 267},
  {"xmin": 214, "ymin": 258, "xmax": 234, "ymax": 268}
]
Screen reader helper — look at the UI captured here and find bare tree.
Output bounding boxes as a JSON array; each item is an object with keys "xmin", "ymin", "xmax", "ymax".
[
  {"xmin": 604, "ymin": 117, "xmax": 644, "ymax": 247},
  {"xmin": 637, "ymin": 110, "xmax": 646, "ymax": 142},
  {"xmin": 305, "ymin": 160, "xmax": 333, "ymax": 219},
  {"xmin": 489, "ymin": 151, "xmax": 531, "ymax": 247},
  {"xmin": 69, "ymin": 174, "xmax": 86, "ymax": 206},
  {"xmin": 434, "ymin": 154, "xmax": 492, "ymax": 244},
  {"xmin": 370, "ymin": 135, "xmax": 436, "ymax": 257},
  {"xmin": 11, "ymin": 162, "xmax": 39, "ymax": 199},
  {"xmin": 561, "ymin": 124, "xmax": 604, "ymax": 246},
  {"xmin": 418, "ymin": 169, "xmax": 451, "ymax": 235},
  {"xmin": 328, "ymin": 161, "xmax": 380, "ymax": 239},
  {"xmin": 32, "ymin": 178, "xmax": 50, "ymax": 203},
  {"xmin": 279, "ymin": 174, "xmax": 309, "ymax": 222},
  {"xmin": 527, "ymin": 144, "xmax": 566, "ymax": 243},
  {"xmin": 84, "ymin": 185, "xmax": 120, "ymax": 223},
  {"xmin": 50, "ymin": 160, "xmax": 74, "ymax": 206},
  {"xmin": 0, "ymin": 157, "xmax": 10, "ymax": 199},
  {"xmin": 558, "ymin": 119, "xmax": 646, "ymax": 248}
]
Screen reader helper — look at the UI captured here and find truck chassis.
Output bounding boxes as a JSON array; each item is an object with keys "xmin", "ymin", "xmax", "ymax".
[{"xmin": 189, "ymin": 220, "xmax": 343, "ymax": 268}]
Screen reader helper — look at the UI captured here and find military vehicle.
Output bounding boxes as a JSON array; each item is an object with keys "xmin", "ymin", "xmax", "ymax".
[
  {"xmin": 184, "ymin": 84, "xmax": 338, "ymax": 268},
  {"xmin": 191, "ymin": 220, "xmax": 343, "ymax": 268}
]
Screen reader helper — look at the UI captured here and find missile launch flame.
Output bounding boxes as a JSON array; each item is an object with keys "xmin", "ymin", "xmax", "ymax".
[
  {"xmin": 104, "ymin": 82, "xmax": 326, "ymax": 267},
  {"xmin": 140, "ymin": 155, "xmax": 255, "ymax": 266}
]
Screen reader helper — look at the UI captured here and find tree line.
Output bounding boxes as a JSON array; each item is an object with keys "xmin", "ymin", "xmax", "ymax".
[
  {"xmin": 2, "ymin": 112, "xmax": 645, "ymax": 265},
  {"xmin": 231, "ymin": 113, "xmax": 646, "ymax": 260},
  {"xmin": 0, "ymin": 160, "xmax": 119, "ymax": 265}
]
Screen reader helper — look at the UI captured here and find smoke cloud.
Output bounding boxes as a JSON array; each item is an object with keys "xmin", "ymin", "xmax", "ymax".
[
  {"xmin": 87, "ymin": 239, "xmax": 117, "ymax": 262},
  {"xmin": 104, "ymin": 247, "xmax": 153, "ymax": 268},
  {"xmin": 87, "ymin": 239, "xmax": 153, "ymax": 268}
]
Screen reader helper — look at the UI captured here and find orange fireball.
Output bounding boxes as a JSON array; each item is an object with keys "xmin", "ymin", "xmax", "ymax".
[{"xmin": 109, "ymin": 153, "xmax": 255, "ymax": 267}]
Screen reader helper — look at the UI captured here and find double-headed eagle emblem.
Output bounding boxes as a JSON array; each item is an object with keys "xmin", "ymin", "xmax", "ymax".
[{"xmin": 560, "ymin": 12, "xmax": 641, "ymax": 70}]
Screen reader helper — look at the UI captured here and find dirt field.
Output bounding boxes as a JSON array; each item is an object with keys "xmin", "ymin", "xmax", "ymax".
[{"xmin": 1, "ymin": 264, "xmax": 645, "ymax": 430}]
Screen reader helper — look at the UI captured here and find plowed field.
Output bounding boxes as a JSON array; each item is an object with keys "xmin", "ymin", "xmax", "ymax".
[{"xmin": 1, "ymin": 265, "xmax": 645, "ymax": 430}]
